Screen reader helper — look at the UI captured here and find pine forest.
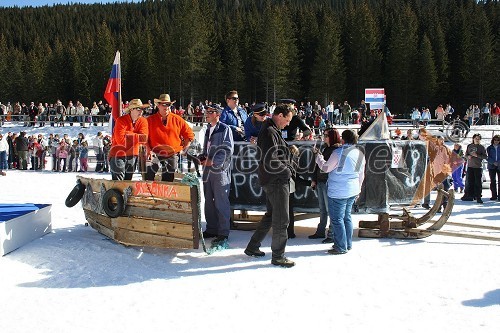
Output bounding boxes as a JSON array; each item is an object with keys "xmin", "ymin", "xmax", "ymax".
[{"xmin": 0, "ymin": 0, "xmax": 498, "ymax": 115}]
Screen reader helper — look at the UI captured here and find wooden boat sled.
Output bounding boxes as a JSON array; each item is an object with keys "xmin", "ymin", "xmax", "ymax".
[
  {"xmin": 66, "ymin": 175, "xmax": 202, "ymax": 249},
  {"xmin": 357, "ymin": 186, "xmax": 455, "ymax": 239}
]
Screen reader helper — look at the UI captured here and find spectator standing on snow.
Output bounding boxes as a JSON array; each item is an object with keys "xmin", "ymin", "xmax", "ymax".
[
  {"xmin": 461, "ymin": 134, "xmax": 487, "ymax": 203},
  {"xmin": 486, "ymin": 135, "xmax": 500, "ymax": 201},
  {"xmin": 0, "ymin": 133, "xmax": 8, "ymax": 176},
  {"xmin": 244, "ymin": 104, "xmax": 295, "ymax": 267}
]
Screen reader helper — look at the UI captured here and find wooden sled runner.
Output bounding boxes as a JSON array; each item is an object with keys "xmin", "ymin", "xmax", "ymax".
[
  {"xmin": 358, "ymin": 187, "xmax": 455, "ymax": 239},
  {"xmin": 70, "ymin": 176, "xmax": 201, "ymax": 249}
]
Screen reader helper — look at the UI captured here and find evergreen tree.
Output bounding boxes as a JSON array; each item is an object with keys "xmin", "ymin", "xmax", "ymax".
[
  {"xmin": 7, "ymin": 50, "xmax": 26, "ymax": 102},
  {"xmin": 384, "ymin": 4, "xmax": 418, "ymax": 113},
  {"xmin": 343, "ymin": 1, "xmax": 382, "ymax": 104},
  {"xmin": 295, "ymin": 5, "xmax": 320, "ymax": 100},
  {"xmin": 0, "ymin": 35, "xmax": 10, "ymax": 100},
  {"xmin": 219, "ymin": 10, "xmax": 246, "ymax": 97},
  {"xmin": 470, "ymin": 5, "xmax": 495, "ymax": 104},
  {"xmin": 256, "ymin": 2, "xmax": 298, "ymax": 102},
  {"xmin": 151, "ymin": 20, "xmax": 171, "ymax": 95},
  {"xmin": 447, "ymin": 2, "xmax": 475, "ymax": 107},
  {"xmin": 91, "ymin": 22, "xmax": 116, "ymax": 103},
  {"xmin": 428, "ymin": 22, "xmax": 449, "ymax": 101},
  {"xmin": 0, "ymin": 0, "xmax": 496, "ymax": 111},
  {"xmin": 168, "ymin": 0, "xmax": 210, "ymax": 106},
  {"xmin": 415, "ymin": 34, "xmax": 438, "ymax": 106},
  {"xmin": 25, "ymin": 40, "xmax": 48, "ymax": 103},
  {"xmin": 123, "ymin": 28, "xmax": 156, "ymax": 101},
  {"xmin": 310, "ymin": 11, "xmax": 346, "ymax": 106}
]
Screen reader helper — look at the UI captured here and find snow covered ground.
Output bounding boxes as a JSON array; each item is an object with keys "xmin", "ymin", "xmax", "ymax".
[{"xmin": 0, "ymin": 123, "xmax": 499, "ymax": 333}]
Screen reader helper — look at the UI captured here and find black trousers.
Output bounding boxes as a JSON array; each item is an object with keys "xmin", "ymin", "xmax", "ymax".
[
  {"xmin": 465, "ymin": 167, "xmax": 482, "ymax": 200},
  {"xmin": 489, "ymin": 168, "xmax": 500, "ymax": 199},
  {"xmin": 146, "ymin": 155, "xmax": 177, "ymax": 182}
]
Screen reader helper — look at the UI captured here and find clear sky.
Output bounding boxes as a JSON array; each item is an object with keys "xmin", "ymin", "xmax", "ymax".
[{"xmin": 0, "ymin": 0, "xmax": 141, "ymax": 7}]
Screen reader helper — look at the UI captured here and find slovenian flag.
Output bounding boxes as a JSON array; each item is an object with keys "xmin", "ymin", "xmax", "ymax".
[
  {"xmin": 365, "ymin": 88, "xmax": 386, "ymax": 104},
  {"xmin": 104, "ymin": 51, "xmax": 122, "ymax": 131}
]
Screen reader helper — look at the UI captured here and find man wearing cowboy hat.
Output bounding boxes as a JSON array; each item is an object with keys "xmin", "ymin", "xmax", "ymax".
[
  {"xmin": 146, "ymin": 93, "xmax": 194, "ymax": 182},
  {"xmin": 109, "ymin": 98, "xmax": 149, "ymax": 180}
]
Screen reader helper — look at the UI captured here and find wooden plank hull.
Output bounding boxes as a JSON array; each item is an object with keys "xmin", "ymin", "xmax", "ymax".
[{"xmin": 77, "ymin": 176, "xmax": 200, "ymax": 249}]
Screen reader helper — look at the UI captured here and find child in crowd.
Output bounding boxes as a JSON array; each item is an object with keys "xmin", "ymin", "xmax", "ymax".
[
  {"xmin": 56, "ymin": 141, "xmax": 68, "ymax": 172},
  {"xmin": 79, "ymin": 141, "xmax": 89, "ymax": 172},
  {"xmin": 102, "ymin": 135, "xmax": 111, "ymax": 172},
  {"xmin": 187, "ymin": 138, "xmax": 202, "ymax": 177},
  {"xmin": 68, "ymin": 140, "xmax": 81, "ymax": 172},
  {"xmin": 451, "ymin": 143, "xmax": 465, "ymax": 193}
]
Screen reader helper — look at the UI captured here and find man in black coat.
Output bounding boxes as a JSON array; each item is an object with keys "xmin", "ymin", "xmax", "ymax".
[
  {"xmin": 244, "ymin": 104, "xmax": 296, "ymax": 268},
  {"xmin": 15, "ymin": 131, "xmax": 29, "ymax": 170}
]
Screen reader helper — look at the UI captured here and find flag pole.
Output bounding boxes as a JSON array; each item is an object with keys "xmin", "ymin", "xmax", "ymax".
[
  {"xmin": 104, "ymin": 50, "xmax": 122, "ymax": 134},
  {"xmin": 117, "ymin": 50, "xmax": 122, "ymax": 119}
]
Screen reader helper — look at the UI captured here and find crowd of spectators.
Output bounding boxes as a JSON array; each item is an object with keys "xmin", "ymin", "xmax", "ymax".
[
  {"xmin": 409, "ymin": 102, "xmax": 499, "ymax": 128},
  {"xmin": 0, "ymin": 130, "xmax": 111, "ymax": 174},
  {"xmin": 1, "ymin": 93, "xmax": 499, "ymax": 269},
  {"xmin": 0, "ymin": 100, "xmax": 111, "ymax": 128}
]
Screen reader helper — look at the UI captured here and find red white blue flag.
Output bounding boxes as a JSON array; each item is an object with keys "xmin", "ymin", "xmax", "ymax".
[
  {"xmin": 365, "ymin": 88, "xmax": 386, "ymax": 104},
  {"xmin": 104, "ymin": 51, "xmax": 121, "ymax": 131}
]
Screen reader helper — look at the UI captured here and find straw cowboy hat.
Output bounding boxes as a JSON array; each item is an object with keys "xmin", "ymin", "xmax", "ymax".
[
  {"xmin": 154, "ymin": 93, "xmax": 176, "ymax": 105},
  {"xmin": 124, "ymin": 99, "xmax": 149, "ymax": 113}
]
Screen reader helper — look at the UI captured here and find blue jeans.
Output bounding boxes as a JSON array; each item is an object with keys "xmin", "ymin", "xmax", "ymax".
[
  {"xmin": 0, "ymin": 150, "xmax": 7, "ymax": 170},
  {"xmin": 328, "ymin": 196, "xmax": 356, "ymax": 252},
  {"xmin": 314, "ymin": 181, "xmax": 331, "ymax": 238}
]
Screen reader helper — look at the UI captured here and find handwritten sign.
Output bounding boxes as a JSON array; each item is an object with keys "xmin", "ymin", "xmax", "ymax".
[
  {"xmin": 134, "ymin": 182, "xmax": 179, "ymax": 199},
  {"xmin": 230, "ymin": 142, "xmax": 318, "ymax": 212}
]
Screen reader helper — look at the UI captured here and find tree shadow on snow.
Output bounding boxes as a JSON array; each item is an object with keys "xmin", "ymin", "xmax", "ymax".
[{"xmin": 462, "ymin": 289, "xmax": 500, "ymax": 307}]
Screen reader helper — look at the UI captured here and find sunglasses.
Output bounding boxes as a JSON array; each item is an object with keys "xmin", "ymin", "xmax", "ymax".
[
  {"xmin": 229, "ymin": 96, "xmax": 239, "ymax": 101},
  {"xmin": 131, "ymin": 107, "xmax": 143, "ymax": 111},
  {"xmin": 206, "ymin": 110, "xmax": 218, "ymax": 114},
  {"xmin": 160, "ymin": 103, "xmax": 171, "ymax": 107}
]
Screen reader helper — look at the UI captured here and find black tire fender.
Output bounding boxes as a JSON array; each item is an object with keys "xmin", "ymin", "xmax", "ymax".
[
  {"xmin": 102, "ymin": 188, "xmax": 125, "ymax": 218},
  {"xmin": 65, "ymin": 181, "xmax": 86, "ymax": 207}
]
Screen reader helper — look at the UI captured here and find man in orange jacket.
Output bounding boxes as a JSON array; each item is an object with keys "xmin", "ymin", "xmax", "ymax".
[
  {"xmin": 109, "ymin": 99, "xmax": 149, "ymax": 180},
  {"xmin": 146, "ymin": 93, "xmax": 194, "ymax": 182}
]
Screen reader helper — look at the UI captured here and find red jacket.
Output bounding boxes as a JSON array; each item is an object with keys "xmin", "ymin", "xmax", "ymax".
[
  {"xmin": 109, "ymin": 114, "xmax": 148, "ymax": 158},
  {"xmin": 493, "ymin": 105, "xmax": 500, "ymax": 116},
  {"xmin": 147, "ymin": 112, "xmax": 194, "ymax": 157}
]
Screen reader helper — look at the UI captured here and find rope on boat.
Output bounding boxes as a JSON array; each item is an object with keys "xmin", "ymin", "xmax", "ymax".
[
  {"xmin": 123, "ymin": 186, "xmax": 132, "ymax": 205},
  {"xmin": 83, "ymin": 184, "xmax": 99, "ymax": 212},
  {"xmin": 98, "ymin": 183, "xmax": 106, "ymax": 214},
  {"xmin": 181, "ymin": 173, "xmax": 230, "ymax": 254}
]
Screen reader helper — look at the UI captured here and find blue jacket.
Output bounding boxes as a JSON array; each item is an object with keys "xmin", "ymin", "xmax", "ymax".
[
  {"xmin": 244, "ymin": 116, "xmax": 263, "ymax": 141},
  {"xmin": 202, "ymin": 121, "xmax": 234, "ymax": 184},
  {"xmin": 220, "ymin": 106, "xmax": 248, "ymax": 141},
  {"xmin": 486, "ymin": 144, "xmax": 500, "ymax": 170}
]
